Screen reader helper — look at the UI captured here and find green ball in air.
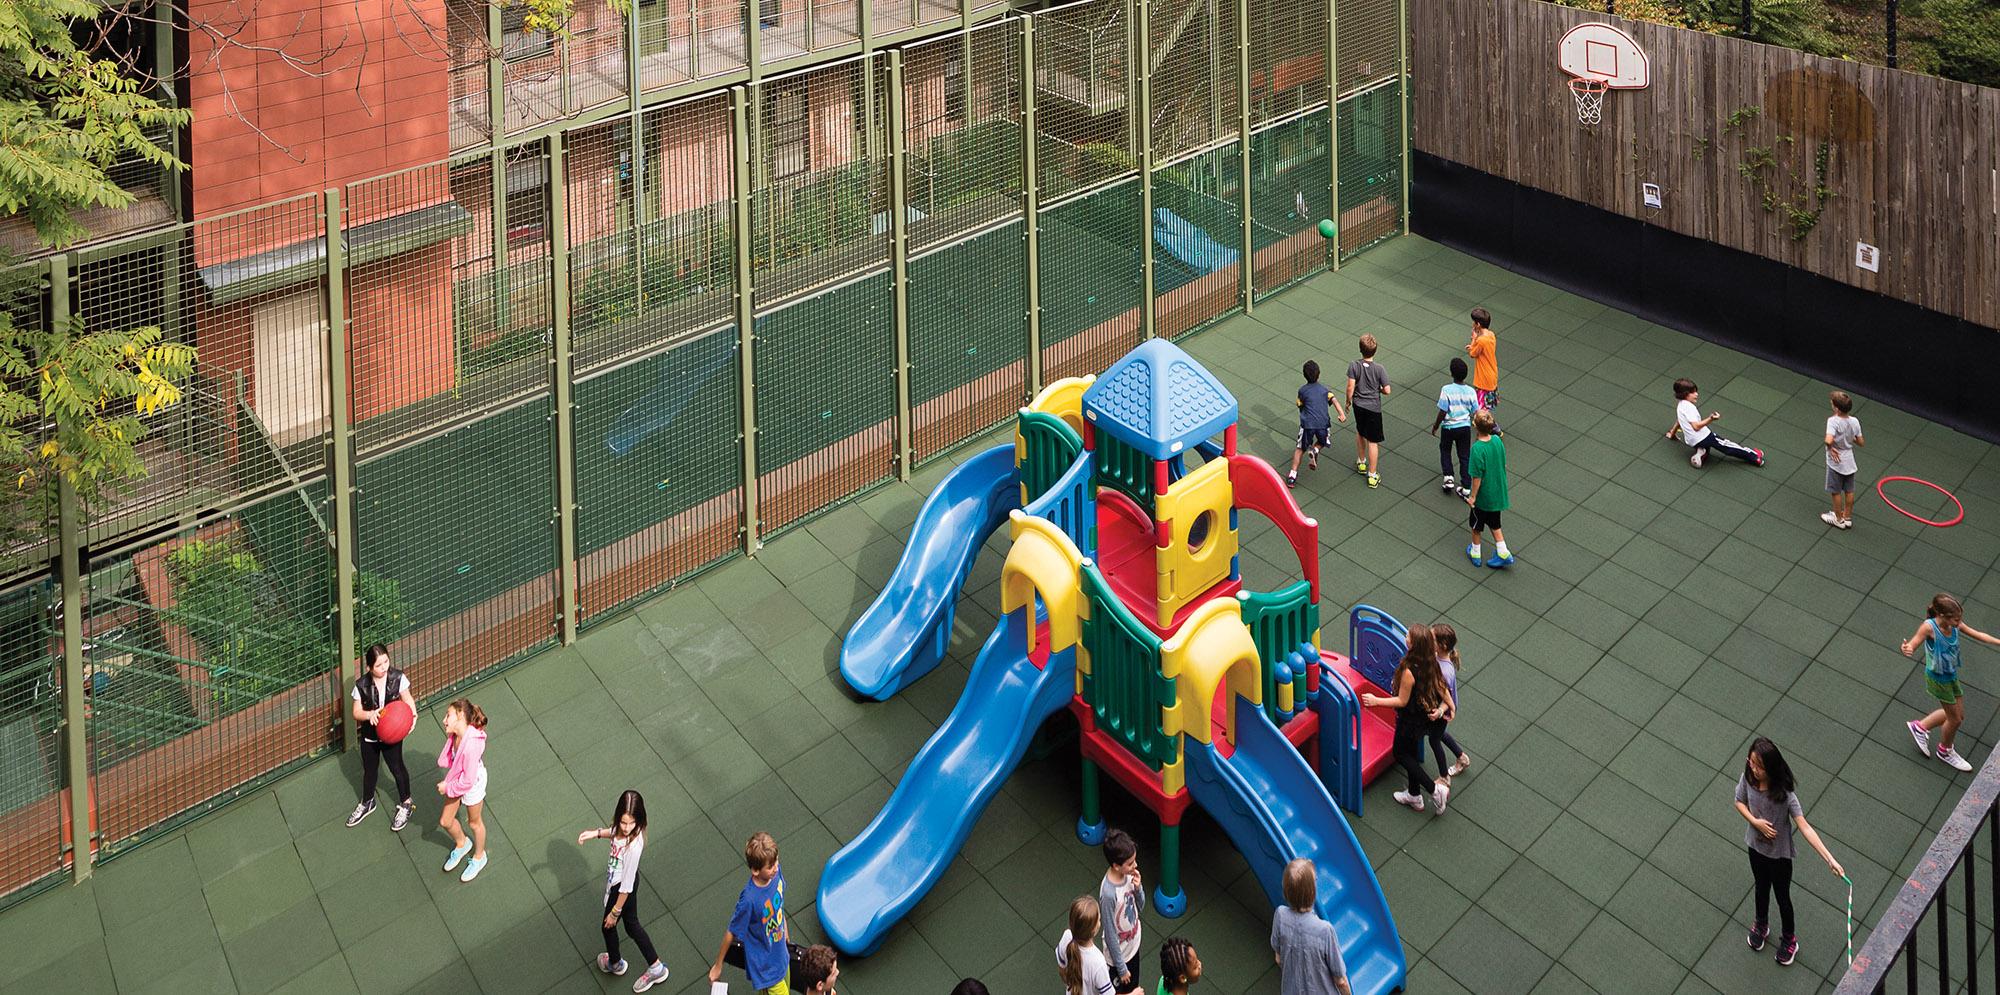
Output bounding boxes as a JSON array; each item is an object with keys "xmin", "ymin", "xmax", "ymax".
[{"xmin": 1317, "ymin": 219, "xmax": 1338, "ymax": 239}]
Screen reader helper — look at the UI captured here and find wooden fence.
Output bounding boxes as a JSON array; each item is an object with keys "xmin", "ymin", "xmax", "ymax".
[{"xmin": 1411, "ymin": 0, "xmax": 2000, "ymax": 329}]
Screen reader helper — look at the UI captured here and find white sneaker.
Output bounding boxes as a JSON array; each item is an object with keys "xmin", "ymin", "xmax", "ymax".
[
  {"xmin": 1821, "ymin": 511, "xmax": 1840, "ymax": 527},
  {"xmin": 1690, "ymin": 449, "xmax": 1707, "ymax": 468},
  {"xmin": 1448, "ymin": 754, "xmax": 1472, "ymax": 777},
  {"xmin": 1938, "ymin": 747, "xmax": 1974, "ymax": 772},
  {"xmin": 632, "ymin": 962, "xmax": 669, "ymax": 993},
  {"xmin": 1432, "ymin": 782, "xmax": 1450, "ymax": 814},
  {"xmin": 1909, "ymin": 720, "xmax": 1932, "ymax": 756},
  {"xmin": 1441, "ymin": 475, "xmax": 1457, "ymax": 493},
  {"xmin": 1392, "ymin": 790, "xmax": 1425, "ymax": 811}
]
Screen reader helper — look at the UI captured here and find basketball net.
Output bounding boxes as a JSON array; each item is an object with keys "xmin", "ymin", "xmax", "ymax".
[{"xmin": 1569, "ymin": 76, "xmax": 1608, "ymax": 125}]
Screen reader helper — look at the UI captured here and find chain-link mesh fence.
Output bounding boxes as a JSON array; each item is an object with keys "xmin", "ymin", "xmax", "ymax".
[
  {"xmin": 0, "ymin": 0, "xmax": 1409, "ymax": 908},
  {"xmin": 572, "ymin": 96, "xmax": 745, "ymax": 626},
  {"xmin": 1337, "ymin": 81, "xmax": 1405, "ymax": 259},
  {"xmin": 905, "ymin": 24, "xmax": 1028, "ymax": 462},
  {"xmin": 0, "ymin": 577, "xmax": 63, "ymax": 904},
  {"xmin": 751, "ymin": 58, "xmax": 896, "ymax": 535}
]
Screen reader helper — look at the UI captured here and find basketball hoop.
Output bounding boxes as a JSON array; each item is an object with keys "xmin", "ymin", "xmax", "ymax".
[{"xmin": 1569, "ymin": 76, "xmax": 1608, "ymax": 125}]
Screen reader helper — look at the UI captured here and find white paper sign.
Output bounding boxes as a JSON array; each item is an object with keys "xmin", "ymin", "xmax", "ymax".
[
  {"xmin": 1642, "ymin": 183, "xmax": 1662, "ymax": 209},
  {"xmin": 1855, "ymin": 242, "xmax": 1881, "ymax": 272},
  {"xmin": 711, "ymin": 984, "xmax": 730, "ymax": 995}
]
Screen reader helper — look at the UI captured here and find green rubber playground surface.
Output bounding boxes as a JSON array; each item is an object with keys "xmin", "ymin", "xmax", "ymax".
[{"xmin": 8, "ymin": 235, "xmax": 1999, "ymax": 994}]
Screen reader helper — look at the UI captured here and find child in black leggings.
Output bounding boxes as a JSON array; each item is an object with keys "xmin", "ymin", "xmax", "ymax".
[
  {"xmin": 347, "ymin": 644, "xmax": 416, "ymax": 831},
  {"xmin": 1733, "ymin": 738, "xmax": 1844, "ymax": 967},
  {"xmin": 1360, "ymin": 623, "xmax": 1451, "ymax": 815},
  {"xmin": 579, "ymin": 790, "xmax": 672, "ymax": 991},
  {"xmin": 1427, "ymin": 623, "xmax": 1472, "ymax": 782}
]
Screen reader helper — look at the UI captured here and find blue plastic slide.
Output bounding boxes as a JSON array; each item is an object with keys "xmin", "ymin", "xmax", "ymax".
[
  {"xmin": 1153, "ymin": 208, "xmax": 1241, "ymax": 274},
  {"xmin": 817, "ymin": 608, "xmax": 1078, "ymax": 956},
  {"xmin": 839, "ymin": 444, "xmax": 1022, "ymax": 700},
  {"xmin": 1184, "ymin": 701, "xmax": 1408, "ymax": 995}
]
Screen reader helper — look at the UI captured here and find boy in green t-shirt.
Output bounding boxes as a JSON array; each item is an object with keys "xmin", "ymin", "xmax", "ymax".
[{"xmin": 1463, "ymin": 409, "xmax": 1513, "ymax": 569}]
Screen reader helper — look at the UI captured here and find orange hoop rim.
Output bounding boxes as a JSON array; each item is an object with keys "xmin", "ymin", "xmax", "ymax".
[{"xmin": 1568, "ymin": 76, "xmax": 1610, "ymax": 94}]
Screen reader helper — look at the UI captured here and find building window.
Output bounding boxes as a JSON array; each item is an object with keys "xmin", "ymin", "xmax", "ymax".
[
  {"xmin": 502, "ymin": 6, "xmax": 554, "ymax": 60},
  {"xmin": 503, "ymin": 151, "xmax": 548, "ymax": 246},
  {"xmin": 765, "ymin": 82, "xmax": 809, "ymax": 182},
  {"xmin": 253, "ymin": 292, "xmax": 329, "ymax": 445},
  {"xmin": 945, "ymin": 57, "xmax": 966, "ymax": 121}
]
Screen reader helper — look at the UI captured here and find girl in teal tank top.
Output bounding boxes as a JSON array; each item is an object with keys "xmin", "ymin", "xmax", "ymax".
[{"xmin": 1902, "ymin": 593, "xmax": 2000, "ymax": 772}]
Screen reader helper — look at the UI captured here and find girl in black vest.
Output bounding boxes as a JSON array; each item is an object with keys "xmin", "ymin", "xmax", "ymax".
[{"xmin": 348, "ymin": 643, "xmax": 418, "ymax": 830}]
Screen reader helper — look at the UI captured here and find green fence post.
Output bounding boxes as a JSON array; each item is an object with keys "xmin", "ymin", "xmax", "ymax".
[
  {"xmin": 1021, "ymin": 16, "xmax": 1043, "ymax": 396},
  {"xmin": 52, "ymin": 255, "xmax": 91, "ymax": 884},
  {"xmin": 747, "ymin": 0, "xmax": 762, "ymax": 76},
  {"xmin": 1236, "ymin": 0, "xmax": 1253, "ymax": 311},
  {"xmin": 324, "ymin": 188, "xmax": 359, "ymax": 754},
  {"xmin": 888, "ymin": 51, "xmax": 914, "ymax": 479},
  {"xmin": 1398, "ymin": 0, "xmax": 1411, "ymax": 235},
  {"xmin": 731, "ymin": 86, "xmax": 763, "ymax": 553},
  {"xmin": 1136, "ymin": 0, "xmax": 1156, "ymax": 338},
  {"xmin": 1326, "ymin": 0, "xmax": 1341, "ymax": 269},
  {"xmin": 549, "ymin": 132, "xmax": 580, "ymax": 643}
]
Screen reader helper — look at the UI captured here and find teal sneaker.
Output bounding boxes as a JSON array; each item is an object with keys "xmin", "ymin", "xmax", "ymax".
[
  {"xmin": 1485, "ymin": 553, "xmax": 1515, "ymax": 569},
  {"xmin": 443, "ymin": 842, "xmax": 472, "ymax": 873},
  {"xmin": 1465, "ymin": 544, "xmax": 1483, "ymax": 567},
  {"xmin": 459, "ymin": 854, "xmax": 488, "ymax": 883}
]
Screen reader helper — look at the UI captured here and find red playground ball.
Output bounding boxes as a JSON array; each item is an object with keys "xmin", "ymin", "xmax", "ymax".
[{"xmin": 376, "ymin": 700, "xmax": 416, "ymax": 744}]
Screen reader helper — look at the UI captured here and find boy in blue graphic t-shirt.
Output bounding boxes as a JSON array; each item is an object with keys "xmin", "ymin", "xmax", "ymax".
[
  {"xmin": 710, "ymin": 832, "xmax": 792, "ymax": 993},
  {"xmin": 1431, "ymin": 357, "xmax": 1479, "ymax": 498}
]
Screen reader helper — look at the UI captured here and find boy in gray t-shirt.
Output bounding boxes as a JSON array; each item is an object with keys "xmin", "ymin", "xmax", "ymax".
[
  {"xmin": 1271, "ymin": 859, "xmax": 1350, "ymax": 995},
  {"xmin": 1345, "ymin": 334, "xmax": 1391, "ymax": 489},
  {"xmin": 1822, "ymin": 390, "xmax": 1865, "ymax": 530}
]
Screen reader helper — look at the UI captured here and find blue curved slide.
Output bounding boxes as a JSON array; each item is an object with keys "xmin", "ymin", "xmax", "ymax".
[
  {"xmin": 1185, "ymin": 702, "xmax": 1408, "ymax": 995},
  {"xmin": 818, "ymin": 608, "xmax": 1077, "ymax": 955},
  {"xmin": 839, "ymin": 444, "xmax": 1023, "ymax": 700}
]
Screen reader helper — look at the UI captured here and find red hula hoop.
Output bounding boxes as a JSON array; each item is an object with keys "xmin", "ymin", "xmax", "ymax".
[{"xmin": 1876, "ymin": 476, "xmax": 1964, "ymax": 528}]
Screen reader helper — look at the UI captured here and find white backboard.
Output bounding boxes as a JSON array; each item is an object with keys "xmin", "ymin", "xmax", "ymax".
[{"xmin": 1558, "ymin": 23, "xmax": 1650, "ymax": 89}]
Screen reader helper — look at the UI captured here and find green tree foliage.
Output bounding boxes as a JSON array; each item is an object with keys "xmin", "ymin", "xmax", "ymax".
[
  {"xmin": 0, "ymin": 0, "xmax": 187, "ymax": 250},
  {"xmin": 1913, "ymin": 0, "xmax": 2000, "ymax": 87}
]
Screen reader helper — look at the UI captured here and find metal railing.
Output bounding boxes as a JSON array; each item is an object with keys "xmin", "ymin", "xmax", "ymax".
[{"xmin": 1837, "ymin": 752, "xmax": 2000, "ymax": 994}]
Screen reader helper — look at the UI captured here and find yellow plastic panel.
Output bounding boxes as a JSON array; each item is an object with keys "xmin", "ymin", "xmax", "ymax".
[
  {"xmin": 1158, "ymin": 599, "xmax": 1262, "ymax": 746},
  {"xmin": 1152, "ymin": 457, "xmax": 1237, "ymax": 627},
  {"xmin": 1000, "ymin": 511, "xmax": 1087, "ymax": 659}
]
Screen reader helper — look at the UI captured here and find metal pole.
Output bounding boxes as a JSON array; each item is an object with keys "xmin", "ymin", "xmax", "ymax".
[
  {"xmin": 731, "ymin": 87, "xmax": 762, "ymax": 553},
  {"xmin": 549, "ymin": 133, "xmax": 580, "ymax": 643},
  {"xmin": 747, "ymin": 0, "xmax": 762, "ymax": 71},
  {"xmin": 1235, "ymin": 0, "xmax": 1252, "ymax": 311},
  {"xmin": 888, "ymin": 51, "xmax": 914, "ymax": 479},
  {"xmin": 1136, "ymin": 0, "xmax": 1156, "ymax": 338},
  {"xmin": 1397, "ymin": 0, "xmax": 1410, "ymax": 236},
  {"xmin": 324, "ymin": 188, "xmax": 358, "ymax": 754},
  {"xmin": 1022, "ymin": 16, "xmax": 1043, "ymax": 396},
  {"xmin": 51, "ymin": 255, "xmax": 91, "ymax": 884},
  {"xmin": 488, "ymin": 4, "xmax": 512, "ymax": 330},
  {"xmin": 487, "ymin": 3, "xmax": 506, "ymax": 143},
  {"xmin": 1886, "ymin": 0, "xmax": 1898, "ymax": 68},
  {"xmin": 1326, "ymin": 0, "xmax": 1340, "ymax": 269}
]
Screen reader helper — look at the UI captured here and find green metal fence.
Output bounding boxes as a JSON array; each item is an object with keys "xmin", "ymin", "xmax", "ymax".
[{"xmin": 0, "ymin": 0, "xmax": 1406, "ymax": 908}]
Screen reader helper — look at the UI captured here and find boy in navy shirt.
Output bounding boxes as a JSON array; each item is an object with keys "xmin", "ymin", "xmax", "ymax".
[{"xmin": 1287, "ymin": 360, "xmax": 1347, "ymax": 487}]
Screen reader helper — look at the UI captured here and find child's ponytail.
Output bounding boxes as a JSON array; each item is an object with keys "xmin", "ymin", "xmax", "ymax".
[
  {"xmin": 1929, "ymin": 593, "xmax": 1963, "ymax": 622},
  {"xmin": 1062, "ymin": 895, "xmax": 1099, "ymax": 995}
]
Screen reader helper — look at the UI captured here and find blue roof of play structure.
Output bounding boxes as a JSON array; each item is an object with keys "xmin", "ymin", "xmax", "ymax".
[{"xmin": 1082, "ymin": 339, "xmax": 1238, "ymax": 460}]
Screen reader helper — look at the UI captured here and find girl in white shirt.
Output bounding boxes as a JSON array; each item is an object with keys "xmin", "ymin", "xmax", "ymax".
[
  {"xmin": 1055, "ymin": 894, "xmax": 1116, "ymax": 995},
  {"xmin": 578, "ymin": 790, "xmax": 671, "ymax": 992}
]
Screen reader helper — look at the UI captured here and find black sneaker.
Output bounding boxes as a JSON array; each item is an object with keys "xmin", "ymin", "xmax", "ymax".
[
  {"xmin": 346, "ymin": 799, "xmax": 376, "ymax": 828},
  {"xmin": 1746, "ymin": 921, "xmax": 1768, "ymax": 951},
  {"xmin": 1775, "ymin": 934, "xmax": 1798, "ymax": 966}
]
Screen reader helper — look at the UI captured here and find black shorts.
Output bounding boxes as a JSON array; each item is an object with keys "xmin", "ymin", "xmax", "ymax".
[
  {"xmin": 1297, "ymin": 426, "xmax": 1329, "ymax": 450},
  {"xmin": 1468, "ymin": 506, "xmax": 1502, "ymax": 531},
  {"xmin": 1354, "ymin": 406, "xmax": 1384, "ymax": 443}
]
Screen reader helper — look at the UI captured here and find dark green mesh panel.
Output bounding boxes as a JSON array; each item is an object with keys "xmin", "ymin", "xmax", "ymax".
[
  {"xmin": 1338, "ymin": 82, "xmax": 1404, "ymax": 259},
  {"xmin": 1038, "ymin": 178, "xmax": 1145, "ymax": 382},
  {"xmin": 1249, "ymin": 108, "xmax": 1332, "ymax": 298}
]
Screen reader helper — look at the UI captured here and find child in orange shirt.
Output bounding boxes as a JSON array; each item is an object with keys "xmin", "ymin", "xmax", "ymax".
[{"xmin": 1467, "ymin": 308, "xmax": 1498, "ymax": 411}]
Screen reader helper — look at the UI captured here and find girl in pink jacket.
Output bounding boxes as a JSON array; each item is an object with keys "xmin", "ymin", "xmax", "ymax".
[{"xmin": 437, "ymin": 698, "xmax": 490, "ymax": 882}]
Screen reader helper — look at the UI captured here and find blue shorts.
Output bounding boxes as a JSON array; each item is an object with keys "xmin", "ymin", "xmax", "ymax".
[{"xmin": 1297, "ymin": 427, "xmax": 1329, "ymax": 450}]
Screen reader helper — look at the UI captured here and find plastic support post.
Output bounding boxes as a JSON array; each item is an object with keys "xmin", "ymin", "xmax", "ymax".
[
  {"xmin": 1153, "ymin": 821, "xmax": 1186, "ymax": 917},
  {"xmin": 1078, "ymin": 757, "xmax": 1106, "ymax": 844}
]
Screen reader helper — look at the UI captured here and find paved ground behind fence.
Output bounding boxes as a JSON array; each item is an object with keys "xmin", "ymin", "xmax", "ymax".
[{"xmin": 7, "ymin": 235, "xmax": 1999, "ymax": 995}]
